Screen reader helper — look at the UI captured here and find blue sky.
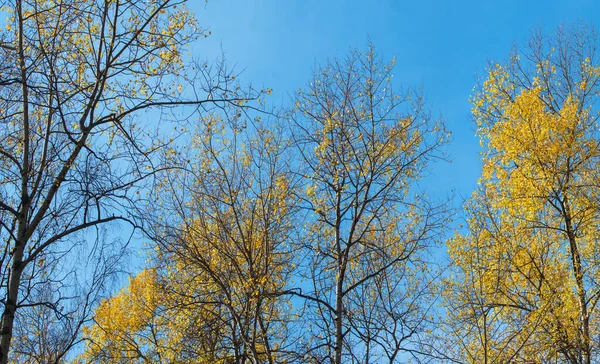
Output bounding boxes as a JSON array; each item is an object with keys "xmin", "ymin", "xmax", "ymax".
[{"xmin": 188, "ymin": 0, "xmax": 600, "ymax": 200}]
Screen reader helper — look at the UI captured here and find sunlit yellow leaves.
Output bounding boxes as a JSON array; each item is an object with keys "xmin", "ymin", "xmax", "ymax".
[
  {"xmin": 476, "ymin": 82, "xmax": 599, "ymax": 220},
  {"xmin": 82, "ymin": 113, "xmax": 294, "ymax": 363},
  {"xmin": 447, "ymin": 30, "xmax": 600, "ymax": 362},
  {"xmin": 81, "ymin": 269, "xmax": 168, "ymax": 362}
]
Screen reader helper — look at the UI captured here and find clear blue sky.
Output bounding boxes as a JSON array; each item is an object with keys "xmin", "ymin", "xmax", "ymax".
[{"xmin": 189, "ymin": 0, "xmax": 600, "ymax": 200}]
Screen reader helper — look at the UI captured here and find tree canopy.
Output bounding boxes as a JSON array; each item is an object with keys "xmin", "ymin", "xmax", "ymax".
[
  {"xmin": 442, "ymin": 25, "xmax": 600, "ymax": 364},
  {"xmin": 0, "ymin": 0, "xmax": 599, "ymax": 363}
]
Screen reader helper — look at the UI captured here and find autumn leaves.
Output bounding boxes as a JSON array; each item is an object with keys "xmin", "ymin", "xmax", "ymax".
[
  {"xmin": 443, "ymin": 26, "xmax": 600, "ymax": 363},
  {"xmin": 0, "ymin": 0, "xmax": 599, "ymax": 362}
]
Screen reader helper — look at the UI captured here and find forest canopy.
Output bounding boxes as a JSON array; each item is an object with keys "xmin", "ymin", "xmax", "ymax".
[{"xmin": 0, "ymin": 0, "xmax": 598, "ymax": 363}]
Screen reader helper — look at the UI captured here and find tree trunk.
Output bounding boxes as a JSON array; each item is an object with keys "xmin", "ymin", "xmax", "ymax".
[
  {"xmin": 0, "ymin": 1, "xmax": 29, "ymax": 361},
  {"xmin": 0, "ymin": 238, "xmax": 26, "ymax": 364},
  {"xmin": 564, "ymin": 197, "xmax": 591, "ymax": 364},
  {"xmin": 335, "ymin": 271, "xmax": 344, "ymax": 364},
  {"xmin": 334, "ymin": 188, "xmax": 344, "ymax": 364}
]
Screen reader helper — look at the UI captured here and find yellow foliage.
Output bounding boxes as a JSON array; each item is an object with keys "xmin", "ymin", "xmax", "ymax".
[
  {"xmin": 446, "ymin": 29, "xmax": 600, "ymax": 362},
  {"xmin": 82, "ymin": 116, "xmax": 294, "ymax": 363}
]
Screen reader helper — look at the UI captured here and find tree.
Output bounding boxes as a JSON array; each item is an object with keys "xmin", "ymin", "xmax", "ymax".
[
  {"xmin": 0, "ymin": 0, "xmax": 258, "ymax": 361},
  {"xmin": 82, "ymin": 113, "xmax": 298, "ymax": 363},
  {"xmin": 290, "ymin": 46, "xmax": 449, "ymax": 363},
  {"xmin": 443, "ymin": 24, "xmax": 600, "ymax": 363}
]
